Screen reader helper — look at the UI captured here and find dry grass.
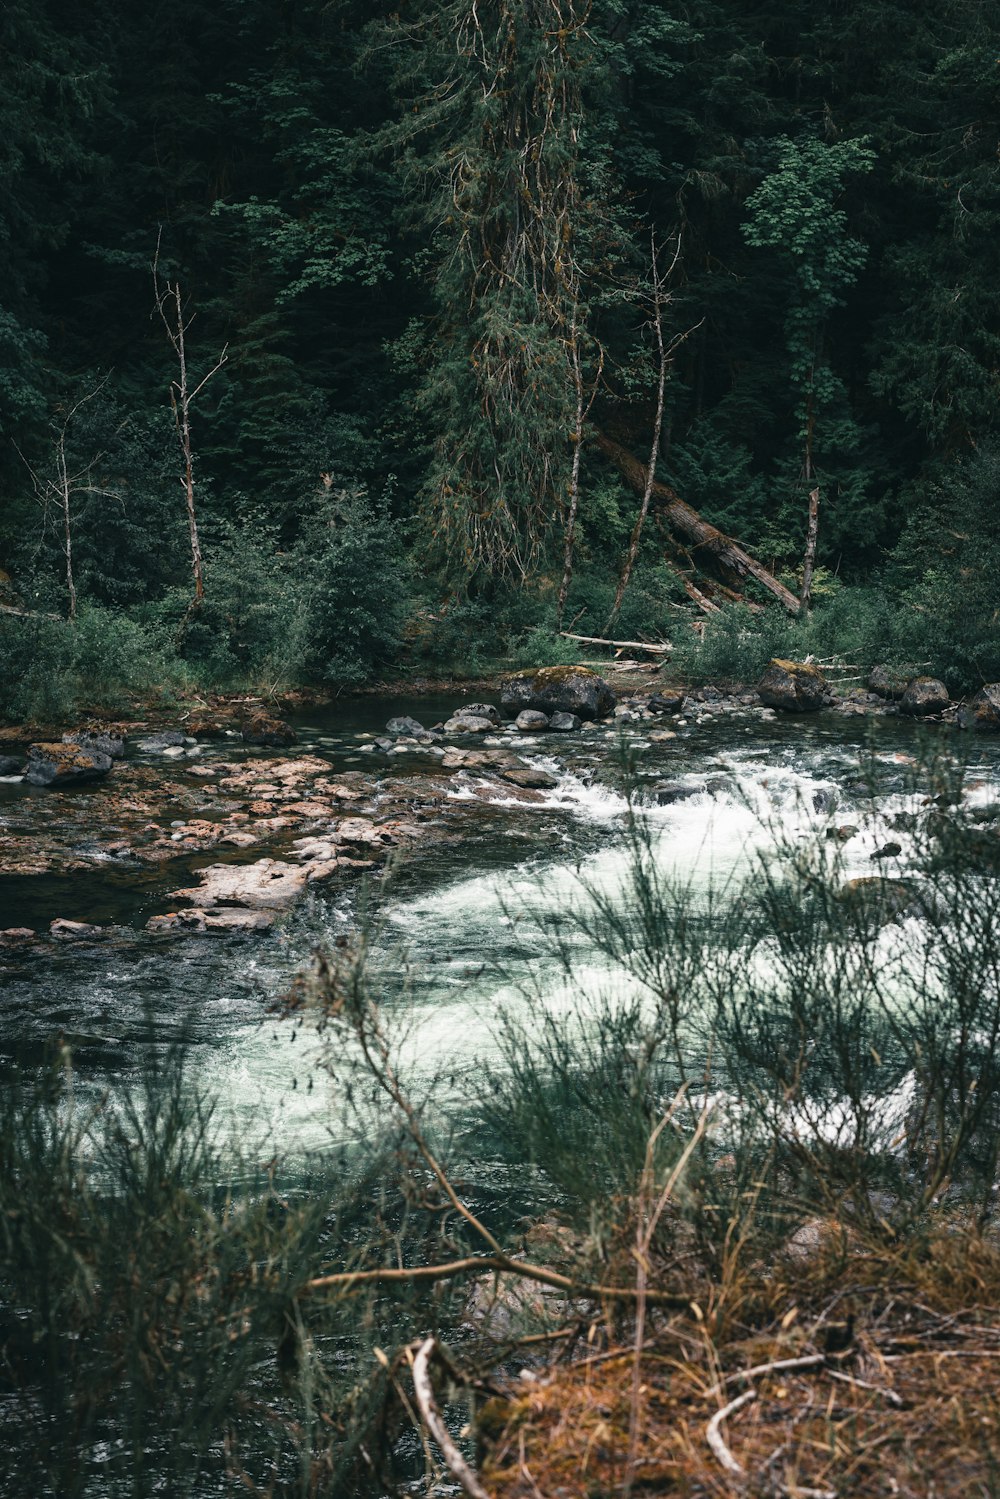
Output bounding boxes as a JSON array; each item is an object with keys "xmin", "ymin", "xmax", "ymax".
[{"xmin": 477, "ymin": 1217, "xmax": 1000, "ymax": 1498}]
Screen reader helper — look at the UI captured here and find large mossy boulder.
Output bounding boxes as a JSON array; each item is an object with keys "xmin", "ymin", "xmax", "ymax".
[
  {"xmin": 899, "ymin": 676, "xmax": 949, "ymax": 717},
  {"xmin": 757, "ymin": 659, "xmax": 826, "ymax": 712},
  {"xmin": 958, "ymin": 683, "xmax": 1000, "ymax": 731},
  {"xmin": 868, "ymin": 664, "xmax": 915, "ymax": 701},
  {"xmin": 499, "ymin": 665, "xmax": 615, "ymax": 722},
  {"xmin": 26, "ymin": 742, "xmax": 113, "ymax": 787}
]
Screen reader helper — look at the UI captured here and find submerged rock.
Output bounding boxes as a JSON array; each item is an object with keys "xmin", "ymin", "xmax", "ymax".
[
  {"xmin": 499, "ymin": 665, "xmax": 615, "ymax": 722},
  {"xmin": 0, "ymin": 754, "xmax": 24, "ymax": 776},
  {"xmin": 135, "ymin": 731, "xmax": 186, "ymax": 751},
  {"xmin": 958, "ymin": 683, "xmax": 1000, "ymax": 731},
  {"xmin": 899, "ymin": 676, "xmax": 949, "ymax": 717},
  {"xmin": 757, "ymin": 659, "xmax": 827, "ymax": 712},
  {"xmin": 651, "ymin": 780, "xmax": 701, "ymax": 805},
  {"xmin": 26, "ymin": 742, "xmax": 113, "ymax": 787}
]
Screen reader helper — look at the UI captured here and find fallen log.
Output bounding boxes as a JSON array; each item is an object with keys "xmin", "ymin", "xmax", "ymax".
[
  {"xmin": 557, "ymin": 631, "xmax": 671, "ymax": 654},
  {"xmin": 595, "ymin": 431, "xmax": 801, "ymax": 615}
]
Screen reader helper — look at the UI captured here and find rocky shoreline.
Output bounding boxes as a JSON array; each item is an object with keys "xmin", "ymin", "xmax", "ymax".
[{"xmin": 2, "ymin": 660, "xmax": 998, "ymax": 950}]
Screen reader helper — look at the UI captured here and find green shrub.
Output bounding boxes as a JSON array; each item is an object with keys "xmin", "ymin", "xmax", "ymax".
[{"xmin": 0, "ymin": 605, "xmax": 177, "ymax": 722}]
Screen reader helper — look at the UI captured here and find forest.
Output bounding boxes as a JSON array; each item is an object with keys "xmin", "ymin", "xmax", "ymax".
[
  {"xmin": 5, "ymin": 6, "xmax": 1000, "ymax": 1496},
  {"xmin": 3, "ymin": 0, "xmax": 1000, "ymax": 716}
]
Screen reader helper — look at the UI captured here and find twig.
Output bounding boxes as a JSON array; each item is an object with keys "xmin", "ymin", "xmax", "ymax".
[
  {"xmin": 707, "ymin": 1352, "xmax": 827, "ymax": 1398},
  {"xmin": 302, "ymin": 1253, "xmax": 694, "ymax": 1309},
  {"xmin": 705, "ymin": 1387, "xmax": 756, "ymax": 1476},
  {"xmin": 826, "ymin": 1368, "xmax": 904, "ymax": 1407},
  {"xmin": 411, "ymin": 1338, "xmax": 491, "ymax": 1499}
]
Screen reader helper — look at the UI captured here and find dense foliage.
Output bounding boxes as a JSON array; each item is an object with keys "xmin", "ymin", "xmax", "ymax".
[{"xmin": 2, "ymin": 0, "xmax": 998, "ymax": 700}]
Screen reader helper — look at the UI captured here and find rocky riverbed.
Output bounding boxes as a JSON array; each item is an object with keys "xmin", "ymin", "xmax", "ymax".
[{"xmin": 2, "ymin": 659, "xmax": 998, "ymax": 951}]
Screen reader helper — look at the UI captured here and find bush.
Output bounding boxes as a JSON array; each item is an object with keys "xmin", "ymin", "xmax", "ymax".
[{"xmin": 0, "ymin": 605, "xmax": 178, "ymax": 722}]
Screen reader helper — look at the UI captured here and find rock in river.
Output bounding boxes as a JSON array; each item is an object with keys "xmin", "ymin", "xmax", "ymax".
[
  {"xmin": 548, "ymin": 712, "xmax": 581, "ymax": 732},
  {"xmin": 757, "ymin": 659, "xmax": 827, "ymax": 712},
  {"xmin": 387, "ymin": 715, "xmax": 426, "ymax": 737},
  {"xmin": 26, "ymin": 742, "xmax": 113, "ymax": 787},
  {"xmin": 899, "ymin": 676, "xmax": 949, "ymax": 717},
  {"xmin": 0, "ymin": 754, "xmax": 24, "ymax": 776},
  {"xmin": 499, "ymin": 665, "xmax": 615, "ymax": 722},
  {"xmin": 64, "ymin": 729, "xmax": 126, "ymax": 759},
  {"xmin": 515, "ymin": 709, "xmax": 550, "ymax": 732},
  {"xmin": 958, "ymin": 683, "xmax": 1000, "ymax": 731},
  {"xmin": 241, "ymin": 712, "xmax": 296, "ymax": 747},
  {"xmin": 443, "ymin": 712, "xmax": 495, "ymax": 734}
]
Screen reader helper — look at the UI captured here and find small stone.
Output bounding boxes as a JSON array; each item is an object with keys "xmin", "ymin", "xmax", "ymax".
[
  {"xmin": 49, "ymin": 918, "xmax": 106, "ymax": 941},
  {"xmin": 515, "ymin": 710, "xmax": 550, "ymax": 732},
  {"xmin": 161, "ymin": 746, "xmax": 185, "ymax": 759},
  {"xmin": 386, "ymin": 716, "xmax": 426, "ymax": 737},
  {"xmin": 443, "ymin": 713, "xmax": 495, "ymax": 734},
  {"xmin": 871, "ymin": 841, "xmax": 903, "ymax": 860}
]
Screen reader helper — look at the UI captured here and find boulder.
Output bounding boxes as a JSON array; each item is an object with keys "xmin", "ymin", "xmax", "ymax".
[
  {"xmin": 500, "ymin": 764, "xmax": 560, "ymax": 790},
  {"xmin": 868, "ymin": 664, "xmax": 916, "ymax": 700},
  {"xmin": 386, "ymin": 715, "xmax": 427, "ymax": 737},
  {"xmin": 49, "ymin": 918, "xmax": 108, "ymax": 941},
  {"xmin": 458, "ymin": 702, "xmax": 502, "ymax": 727},
  {"xmin": 899, "ymin": 676, "xmax": 949, "ymax": 717},
  {"xmin": 651, "ymin": 780, "xmax": 701, "ymax": 806},
  {"xmin": 870, "ymin": 842, "xmax": 903, "ymax": 861},
  {"xmin": 958, "ymin": 684, "xmax": 1000, "ymax": 731},
  {"xmin": 441, "ymin": 747, "xmax": 519, "ymax": 772},
  {"xmin": 241, "ymin": 713, "xmax": 296, "ymax": 747},
  {"xmin": 548, "ymin": 712, "xmax": 581, "ymax": 732},
  {"xmin": 25, "ymin": 742, "xmax": 113, "ymax": 787},
  {"xmin": 499, "ymin": 665, "xmax": 615, "ymax": 722},
  {"xmin": 64, "ymin": 729, "xmax": 126, "ymax": 759},
  {"xmin": 838, "ymin": 877, "xmax": 920, "ymax": 923},
  {"xmin": 648, "ymin": 690, "xmax": 685, "ymax": 715},
  {"xmin": 147, "ymin": 908, "xmax": 276, "ymax": 934},
  {"xmin": 443, "ymin": 713, "xmax": 494, "ymax": 734},
  {"xmin": 757, "ymin": 659, "xmax": 827, "ymax": 712},
  {"xmin": 135, "ymin": 731, "xmax": 187, "ymax": 751},
  {"xmin": 169, "ymin": 858, "xmax": 308, "ymax": 911},
  {"xmin": 515, "ymin": 709, "xmax": 550, "ymax": 732},
  {"xmin": 0, "ymin": 754, "xmax": 24, "ymax": 776}
]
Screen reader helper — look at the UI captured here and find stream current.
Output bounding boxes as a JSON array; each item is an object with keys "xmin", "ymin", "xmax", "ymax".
[{"xmin": 3, "ymin": 694, "xmax": 999, "ymax": 1166}]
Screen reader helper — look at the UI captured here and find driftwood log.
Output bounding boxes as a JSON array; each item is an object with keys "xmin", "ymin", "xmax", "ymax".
[{"xmin": 595, "ymin": 431, "xmax": 801, "ymax": 615}]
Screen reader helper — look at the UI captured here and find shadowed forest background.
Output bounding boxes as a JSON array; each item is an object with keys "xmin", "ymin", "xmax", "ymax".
[{"xmin": 2, "ymin": 0, "xmax": 999, "ymax": 714}]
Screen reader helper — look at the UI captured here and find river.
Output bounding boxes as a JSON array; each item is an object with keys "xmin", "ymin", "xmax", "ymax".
[{"xmin": 2, "ymin": 693, "xmax": 998, "ymax": 1168}]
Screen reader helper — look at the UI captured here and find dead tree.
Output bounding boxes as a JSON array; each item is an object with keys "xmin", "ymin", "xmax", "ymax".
[
  {"xmin": 596, "ymin": 430, "xmax": 801, "ymax": 614},
  {"xmin": 153, "ymin": 237, "xmax": 227, "ymax": 609},
  {"xmin": 17, "ymin": 375, "xmax": 119, "ymax": 621},
  {"xmin": 606, "ymin": 231, "xmax": 693, "ymax": 628},
  {"xmin": 557, "ymin": 306, "xmax": 604, "ymax": 627}
]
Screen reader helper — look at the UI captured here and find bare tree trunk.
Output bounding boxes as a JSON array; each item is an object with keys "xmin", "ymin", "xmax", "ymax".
[
  {"xmin": 154, "ymin": 240, "xmax": 226, "ymax": 611},
  {"xmin": 800, "ymin": 485, "xmax": 820, "ymax": 612},
  {"xmin": 557, "ymin": 309, "xmax": 603, "ymax": 627},
  {"xmin": 596, "ymin": 431, "xmax": 801, "ymax": 615},
  {"xmin": 56, "ymin": 429, "xmax": 77, "ymax": 621},
  {"xmin": 607, "ymin": 233, "xmax": 679, "ymax": 629}
]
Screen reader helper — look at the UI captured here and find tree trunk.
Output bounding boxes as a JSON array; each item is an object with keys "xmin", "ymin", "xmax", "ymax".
[
  {"xmin": 595, "ymin": 431, "xmax": 801, "ymax": 614},
  {"xmin": 800, "ymin": 486, "xmax": 820, "ymax": 612}
]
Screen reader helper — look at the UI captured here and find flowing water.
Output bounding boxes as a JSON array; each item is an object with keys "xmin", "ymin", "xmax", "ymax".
[{"xmin": 3, "ymin": 695, "xmax": 999, "ymax": 1166}]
